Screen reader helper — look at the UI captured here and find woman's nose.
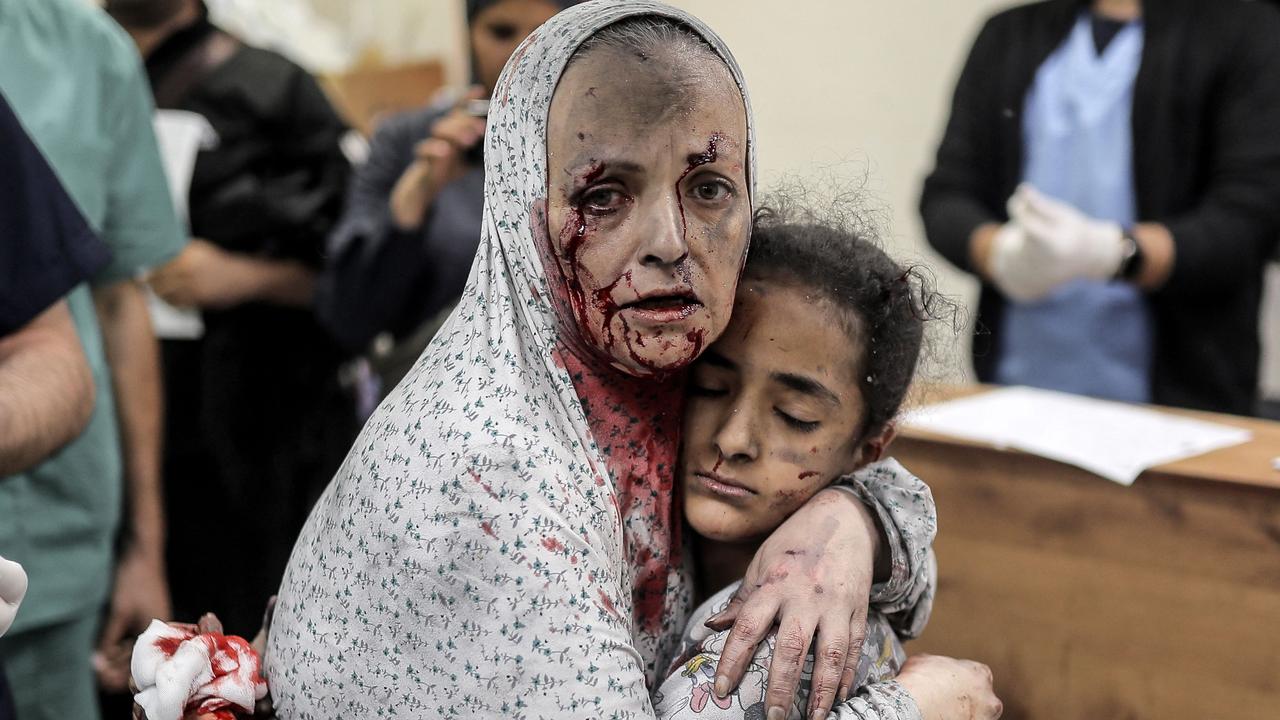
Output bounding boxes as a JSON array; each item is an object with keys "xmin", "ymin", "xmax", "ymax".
[
  {"xmin": 713, "ymin": 407, "xmax": 758, "ymax": 462},
  {"xmin": 638, "ymin": 193, "xmax": 689, "ymax": 267}
]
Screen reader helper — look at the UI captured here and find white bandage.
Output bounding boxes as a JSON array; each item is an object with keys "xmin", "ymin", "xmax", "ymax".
[{"xmin": 131, "ymin": 619, "xmax": 268, "ymax": 720}]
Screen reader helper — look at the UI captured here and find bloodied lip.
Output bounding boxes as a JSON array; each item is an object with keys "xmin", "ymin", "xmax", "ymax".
[{"xmin": 618, "ymin": 290, "xmax": 703, "ymax": 324}]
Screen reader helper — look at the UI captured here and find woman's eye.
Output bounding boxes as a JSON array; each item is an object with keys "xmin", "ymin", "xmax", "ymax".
[
  {"xmin": 775, "ymin": 409, "xmax": 820, "ymax": 433},
  {"xmin": 689, "ymin": 384, "xmax": 728, "ymax": 398},
  {"xmin": 581, "ymin": 187, "xmax": 626, "ymax": 215},
  {"xmin": 690, "ymin": 180, "xmax": 732, "ymax": 203},
  {"xmin": 486, "ymin": 23, "xmax": 518, "ymax": 41}
]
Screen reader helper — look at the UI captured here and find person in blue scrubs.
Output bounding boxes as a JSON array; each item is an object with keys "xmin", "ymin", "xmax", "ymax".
[{"xmin": 921, "ymin": 0, "xmax": 1280, "ymax": 414}]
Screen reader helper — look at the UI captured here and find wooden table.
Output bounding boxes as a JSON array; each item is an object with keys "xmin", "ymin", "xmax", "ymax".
[{"xmin": 896, "ymin": 385, "xmax": 1280, "ymax": 719}]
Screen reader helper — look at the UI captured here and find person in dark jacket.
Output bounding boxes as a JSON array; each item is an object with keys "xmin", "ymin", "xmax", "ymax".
[
  {"xmin": 920, "ymin": 0, "xmax": 1280, "ymax": 415},
  {"xmin": 317, "ymin": 0, "xmax": 582, "ymax": 392},
  {"xmin": 104, "ymin": 0, "xmax": 356, "ymax": 648}
]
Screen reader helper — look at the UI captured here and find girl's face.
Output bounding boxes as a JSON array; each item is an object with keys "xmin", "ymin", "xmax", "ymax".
[
  {"xmin": 680, "ymin": 280, "xmax": 890, "ymax": 543},
  {"xmin": 544, "ymin": 43, "xmax": 750, "ymax": 377},
  {"xmin": 471, "ymin": 0, "xmax": 562, "ymax": 95}
]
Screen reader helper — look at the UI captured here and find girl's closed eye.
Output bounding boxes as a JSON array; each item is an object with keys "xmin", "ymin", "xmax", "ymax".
[{"xmin": 775, "ymin": 409, "xmax": 820, "ymax": 433}]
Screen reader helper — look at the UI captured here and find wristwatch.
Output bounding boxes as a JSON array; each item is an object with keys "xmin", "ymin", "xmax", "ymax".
[{"xmin": 1116, "ymin": 230, "xmax": 1145, "ymax": 281}]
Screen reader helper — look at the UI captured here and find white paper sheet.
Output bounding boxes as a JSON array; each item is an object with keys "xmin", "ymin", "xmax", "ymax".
[
  {"xmin": 903, "ymin": 386, "xmax": 1253, "ymax": 485},
  {"xmin": 148, "ymin": 111, "xmax": 219, "ymax": 340}
]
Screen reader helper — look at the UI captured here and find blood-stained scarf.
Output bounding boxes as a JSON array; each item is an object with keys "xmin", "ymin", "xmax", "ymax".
[{"xmin": 266, "ymin": 3, "xmax": 756, "ymax": 717}]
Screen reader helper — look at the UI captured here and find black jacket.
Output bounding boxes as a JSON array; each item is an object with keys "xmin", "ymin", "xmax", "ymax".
[{"xmin": 920, "ymin": 0, "xmax": 1280, "ymax": 415}]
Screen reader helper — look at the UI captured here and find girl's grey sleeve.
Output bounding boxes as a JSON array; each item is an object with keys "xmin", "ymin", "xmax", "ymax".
[
  {"xmin": 833, "ymin": 458, "xmax": 938, "ymax": 638},
  {"xmin": 829, "ymin": 682, "xmax": 924, "ymax": 720}
]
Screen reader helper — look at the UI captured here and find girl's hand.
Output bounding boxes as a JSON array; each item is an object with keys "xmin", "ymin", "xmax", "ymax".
[
  {"xmin": 705, "ymin": 487, "xmax": 882, "ymax": 719},
  {"xmin": 896, "ymin": 654, "xmax": 1003, "ymax": 720}
]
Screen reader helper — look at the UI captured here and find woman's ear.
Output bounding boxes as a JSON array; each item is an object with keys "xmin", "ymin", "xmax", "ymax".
[{"xmin": 854, "ymin": 422, "xmax": 897, "ymax": 469}]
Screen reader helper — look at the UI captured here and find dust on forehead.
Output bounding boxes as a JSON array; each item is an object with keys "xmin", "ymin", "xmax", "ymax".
[{"xmin": 558, "ymin": 15, "xmax": 734, "ymax": 125}]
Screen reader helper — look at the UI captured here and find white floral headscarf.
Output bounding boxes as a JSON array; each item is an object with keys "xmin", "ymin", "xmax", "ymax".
[{"xmin": 267, "ymin": 2, "xmax": 754, "ymax": 717}]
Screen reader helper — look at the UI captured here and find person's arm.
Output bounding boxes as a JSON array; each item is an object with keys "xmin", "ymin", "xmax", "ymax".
[
  {"xmin": 147, "ymin": 238, "xmax": 316, "ymax": 309},
  {"xmin": 0, "ymin": 92, "xmax": 110, "ymax": 476},
  {"xmin": 316, "ymin": 102, "xmax": 482, "ymax": 352},
  {"xmin": 655, "ymin": 586, "xmax": 994, "ymax": 720},
  {"xmin": 149, "ymin": 61, "xmax": 350, "ymax": 312},
  {"xmin": 0, "ymin": 302, "xmax": 95, "ymax": 476},
  {"xmin": 918, "ymin": 15, "xmax": 1007, "ymax": 274},
  {"xmin": 92, "ymin": 279, "xmax": 172, "ymax": 668},
  {"xmin": 708, "ymin": 460, "xmax": 937, "ymax": 718},
  {"xmin": 90, "ymin": 35, "xmax": 184, "ymax": 684},
  {"xmin": 315, "ymin": 111, "xmax": 438, "ymax": 351},
  {"xmin": 1145, "ymin": 4, "xmax": 1280, "ymax": 296}
]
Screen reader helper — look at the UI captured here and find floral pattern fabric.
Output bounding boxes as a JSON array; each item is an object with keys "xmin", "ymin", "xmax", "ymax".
[
  {"xmin": 265, "ymin": 3, "xmax": 935, "ymax": 719},
  {"xmin": 652, "ymin": 582, "xmax": 908, "ymax": 720}
]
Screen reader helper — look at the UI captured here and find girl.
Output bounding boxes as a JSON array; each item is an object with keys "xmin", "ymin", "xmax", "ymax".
[{"xmin": 652, "ymin": 211, "xmax": 998, "ymax": 720}]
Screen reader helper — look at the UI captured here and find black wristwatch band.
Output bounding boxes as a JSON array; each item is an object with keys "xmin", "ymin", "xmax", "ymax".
[{"xmin": 1116, "ymin": 230, "xmax": 1145, "ymax": 281}]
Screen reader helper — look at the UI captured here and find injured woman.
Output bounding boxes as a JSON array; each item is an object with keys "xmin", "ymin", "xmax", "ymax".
[{"xmin": 131, "ymin": 3, "xmax": 1001, "ymax": 719}]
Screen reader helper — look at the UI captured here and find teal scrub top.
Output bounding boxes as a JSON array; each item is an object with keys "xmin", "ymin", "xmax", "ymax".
[{"xmin": 0, "ymin": 0, "xmax": 185, "ymax": 633}]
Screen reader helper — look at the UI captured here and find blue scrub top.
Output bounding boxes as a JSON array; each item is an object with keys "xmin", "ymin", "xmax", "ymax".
[{"xmin": 996, "ymin": 12, "xmax": 1154, "ymax": 403}]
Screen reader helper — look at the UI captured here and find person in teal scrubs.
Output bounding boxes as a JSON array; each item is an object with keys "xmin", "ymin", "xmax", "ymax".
[{"xmin": 0, "ymin": 1, "xmax": 186, "ymax": 718}]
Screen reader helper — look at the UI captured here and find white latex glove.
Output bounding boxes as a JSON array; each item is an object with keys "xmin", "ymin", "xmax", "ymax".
[
  {"xmin": 989, "ymin": 184, "xmax": 1126, "ymax": 302},
  {"xmin": 0, "ymin": 554, "xmax": 28, "ymax": 637}
]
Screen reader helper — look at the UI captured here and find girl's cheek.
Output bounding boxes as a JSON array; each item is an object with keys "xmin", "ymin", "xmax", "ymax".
[{"xmin": 767, "ymin": 486, "xmax": 811, "ymax": 511}]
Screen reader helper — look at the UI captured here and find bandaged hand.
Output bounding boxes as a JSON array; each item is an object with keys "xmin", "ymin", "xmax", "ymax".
[
  {"xmin": 0, "ymin": 554, "xmax": 27, "ymax": 637},
  {"xmin": 988, "ymin": 184, "xmax": 1125, "ymax": 302}
]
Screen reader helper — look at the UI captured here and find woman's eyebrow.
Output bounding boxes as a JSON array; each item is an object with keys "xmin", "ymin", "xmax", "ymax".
[
  {"xmin": 570, "ymin": 158, "xmax": 644, "ymax": 178},
  {"xmin": 770, "ymin": 371, "xmax": 841, "ymax": 406}
]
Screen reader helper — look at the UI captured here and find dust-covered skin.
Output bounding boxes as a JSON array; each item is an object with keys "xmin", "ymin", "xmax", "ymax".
[
  {"xmin": 681, "ymin": 280, "xmax": 892, "ymax": 543},
  {"xmin": 544, "ymin": 43, "xmax": 750, "ymax": 377}
]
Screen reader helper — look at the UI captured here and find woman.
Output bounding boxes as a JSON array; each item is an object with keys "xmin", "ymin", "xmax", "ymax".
[
  {"xmin": 269, "ymin": 4, "xmax": 990, "ymax": 719},
  {"xmin": 318, "ymin": 0, "xmax": 582, "ymax": 390}
]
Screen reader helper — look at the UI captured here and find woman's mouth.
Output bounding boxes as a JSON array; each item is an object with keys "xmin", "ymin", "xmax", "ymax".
[
  {"xmin": 619, "ymin": 292, "xmax": 703, "ymax": 323},
  {"xmin": 694, "ymin": 471, "xmax": 755, "ymax": 498}
]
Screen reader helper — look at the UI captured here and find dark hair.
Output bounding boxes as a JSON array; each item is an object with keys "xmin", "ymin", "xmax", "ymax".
[{"xmin": 744, "ymin": 207, "xmax": 955, "ymax": 440}]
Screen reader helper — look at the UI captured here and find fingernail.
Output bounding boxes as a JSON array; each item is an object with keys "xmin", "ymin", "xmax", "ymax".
[
  {"xmin": 714, "ymin": 676, "xmax": 730, "ymax": 698},
  {"xmin": 767, "ymin": 706, "xmax": 786, "ymax": 720},
  {"xmin": 837, "ymin": 686, "xmax": 849, "ymax": 703},
  {"xmin": 812, "ymin": 709, "xmax": 829, "ymax": 720}
]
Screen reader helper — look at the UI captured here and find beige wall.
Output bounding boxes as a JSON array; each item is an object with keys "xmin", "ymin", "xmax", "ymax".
[
  {"xmin": 664, "ymin": 0, "xmax": 1013, "ymax": 382},
  {"xmin": 213, "ymin": 0, "xmax": 1279, "ymax": 397}
]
